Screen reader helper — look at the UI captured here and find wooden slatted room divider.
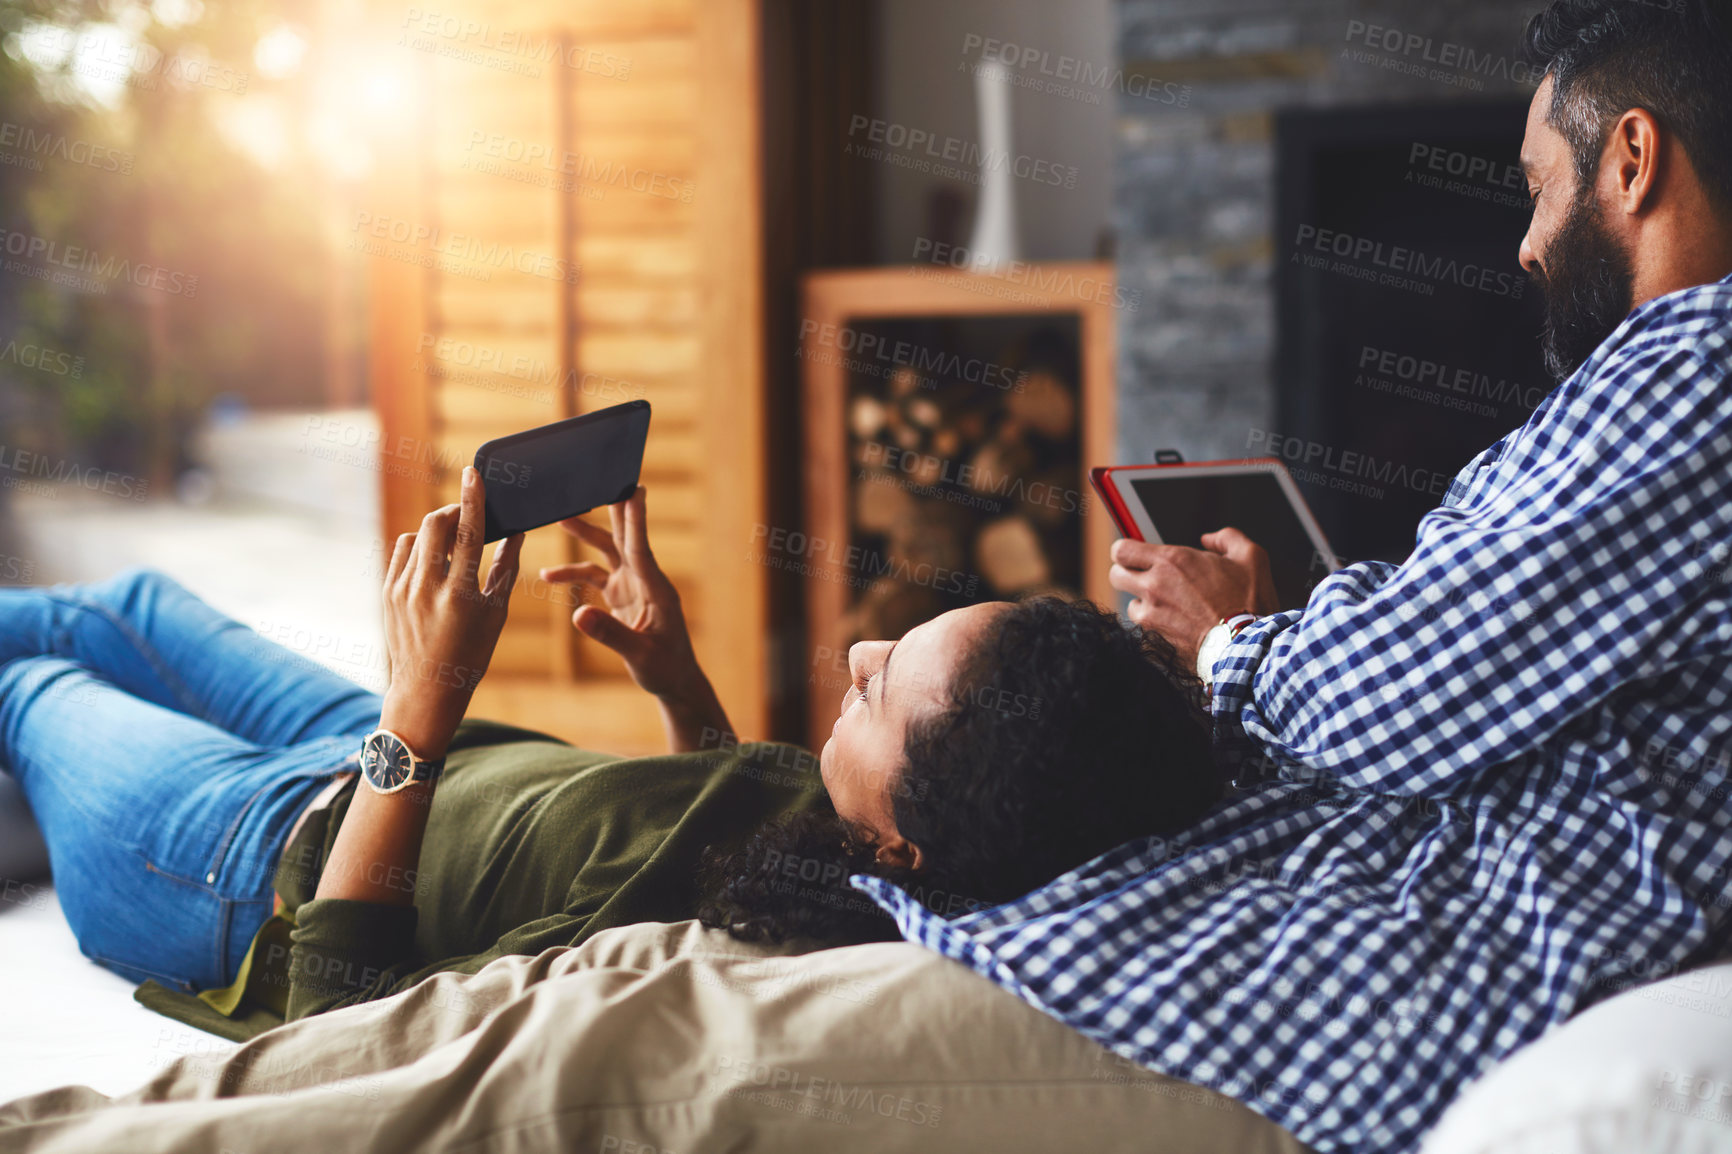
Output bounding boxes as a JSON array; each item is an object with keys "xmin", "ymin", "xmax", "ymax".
[{"xmin": 365, "ymin": 0, "xmax": 767, "ymax": 754}]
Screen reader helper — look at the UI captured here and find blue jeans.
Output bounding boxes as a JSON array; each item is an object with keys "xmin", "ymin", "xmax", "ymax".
[{"xmin": 0, "ymin": 569, "xmax": 381, "ymax": 992}]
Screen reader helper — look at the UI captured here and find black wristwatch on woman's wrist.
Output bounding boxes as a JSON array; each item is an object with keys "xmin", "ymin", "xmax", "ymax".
[{"xmin": 359, "ymin": 729, "xmax": 446, "ymax": 794}]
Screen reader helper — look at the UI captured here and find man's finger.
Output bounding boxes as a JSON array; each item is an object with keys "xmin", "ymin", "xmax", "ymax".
[
  {"xmin": 1113, "ymin": 540, "xmax": 1188, "ymax": 575},
  {"xmin": 1110, "ymin": 538, "xmax": 1159, "ymax": 570},
  {"xmin": 539, "ymin": 562, "xmax": 611, "ymax": 587},
  {"xmin": 1200, "ymin": 526, "xmax": 1260, "ymax": 561},
  {"xmin": 482, "ymin": 533, "xmax": 525, "ymax": 599},
  {"xmin": 572, "ymin": 605, "xmax": 646, "ymax": 659},
  {"xmin": 451, "ymin": 466, "xmax": 487, "ymax": 587},
  {"xmin": 414, "ymin": 505, "xmax": 460, "ymax": 581},
  {"xmin": 561, "ymin": 517, "xmax": 621, "ymax": 568},
  {"xmin": 1109, "ymin": 563, "xmax": 1158, "ymax": 599}
]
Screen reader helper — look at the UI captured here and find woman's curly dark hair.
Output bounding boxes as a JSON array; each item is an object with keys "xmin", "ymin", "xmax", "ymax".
[{"xmin": 698, "ymin": 596, "xmax": 1222, "ymax": 945}]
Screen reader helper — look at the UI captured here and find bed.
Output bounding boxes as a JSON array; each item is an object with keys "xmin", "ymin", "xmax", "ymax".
[
  {"xmin": 0, "ymin": 879, "xmax": 240, "ymax": 1104},
  {"xmin": 0, "ymin": 917, "xmax": 1312, "ymax": 1153},
  {"xmin": 8, "ymin": 770, "xmax": 1732, "ymax": 1154}
]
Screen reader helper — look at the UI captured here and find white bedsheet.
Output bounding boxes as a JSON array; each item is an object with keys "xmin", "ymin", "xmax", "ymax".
[{"xmin": 0, "ymin": 881, "xmax": 237, "ymax": 1104}]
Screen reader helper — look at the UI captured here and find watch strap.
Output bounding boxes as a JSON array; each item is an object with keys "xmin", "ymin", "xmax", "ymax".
[{"xmin": 1197, "ymin": 614, "xmax": 1259, "ymax": 691}]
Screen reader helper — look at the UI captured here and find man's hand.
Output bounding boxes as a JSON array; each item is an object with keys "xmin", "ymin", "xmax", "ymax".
[
  {"xmin": 541, "ymin": 487, "xmax": 731, "ymax": 751},
  {"xmin": 1108, "ymin": 527, "xmax": 1280, "ymax": 658},
  {"xmin": 379, "ymin": 465, "xmax": 524, "ymax": 758}
]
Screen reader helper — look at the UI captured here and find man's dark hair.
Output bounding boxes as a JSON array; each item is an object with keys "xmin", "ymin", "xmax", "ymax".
[
  {"xmin": 1521, "ymin": 0, "xmax": 1732, "ymax": 212},
  {"xmin": 698, "ymin": 596, "xmax": 1222, "ymax": 944}
]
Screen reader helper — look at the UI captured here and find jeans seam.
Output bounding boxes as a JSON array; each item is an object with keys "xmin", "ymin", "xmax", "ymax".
[
  {"xmin": 214, "ymin": 894, "xmax": 234, "ymax": 986},
  {"xmin": 212, "ymin": 763, "xmax": 351, "ymax": 895},
  {"xmin": 205, "ymin": 775, "xmax": 271, "ymax": 884},
  {"xmin": 55, "ymin": 595, "xmax": 207, "ymax": 721},
  {"xmin": 85, "ymin": 948, "xmax": 197, "ymax": 993},
  {"xmin": 60, "ymin": 589, "xmax": 379, "ymax": 745},
  {"xmin": 55, "ymin": 592, "xmax": 254, "ymax": 883},
  {"xmin": 142, "ymin": 855, "xmax": 213, "ymax": 890}
]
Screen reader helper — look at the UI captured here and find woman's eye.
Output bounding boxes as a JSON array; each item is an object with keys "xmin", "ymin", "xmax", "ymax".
[{"xmin": 855, "ymin": 671, "xmax": 876, "ymax": 702}]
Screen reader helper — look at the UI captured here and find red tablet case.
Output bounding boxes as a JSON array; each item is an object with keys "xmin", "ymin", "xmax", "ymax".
[{"xmin": 1090, "ymin": 459, "xmax": 1292, "ymax": 541}]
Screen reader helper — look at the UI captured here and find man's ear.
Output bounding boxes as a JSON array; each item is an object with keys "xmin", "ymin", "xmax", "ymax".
[
  {"xmin": 874, "ymin": 836, "xmax": 925, "ymax": 872},
  {"xmin": 1609, "ymin": 107, "xmax": 1662, "ymax": 217}
]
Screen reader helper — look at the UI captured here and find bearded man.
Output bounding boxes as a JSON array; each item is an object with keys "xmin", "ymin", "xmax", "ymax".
[{"xmin": 982, "ymin": 1, "xmax": 1732, "ymax": 1150}]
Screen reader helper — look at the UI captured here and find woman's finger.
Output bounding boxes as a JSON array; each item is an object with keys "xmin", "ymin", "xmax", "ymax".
[
  {"xmin": 450, "ymin": 466, "xmax": 487, "ymax": 589},
  {"xmin": 607, "ymin": 497, "xmax": 630, "ymax": 568},
  {"xmin": 572, "ymin": 604, "xmax": 649, "ymax": 662},
  {"xmin": 619, "ymin": 486, "xmax": 654, "ymax": 567},
  {"xmin": 539, "ymin": 562, "xmax": 611, "ymax": 587},
  {"xmin": 560, "ymin": 517, "xmax": 621, "ymax": 568},
  {"xmin": 386, "ymin": 532, "xmax": 416, "ymax": 587},
  {"xmin": 416, "ymin": 504, "xmax": 461, "ymax": 582},
  {"xmin": 482, "ymin": 534, "xmax": 525, "ymax": 599}
]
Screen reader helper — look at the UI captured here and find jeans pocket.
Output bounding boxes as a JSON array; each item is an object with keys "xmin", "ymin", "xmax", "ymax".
[
  {"xmin": 60, "ymin": 843, "xmax": 229, "ymax": 991},
  {"xmin": 132, "ymin": 776, "xmax": 268, "ymax": 893}
]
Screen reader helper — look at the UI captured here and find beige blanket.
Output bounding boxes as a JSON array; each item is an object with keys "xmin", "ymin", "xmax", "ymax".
[{"xmin": 0, "ymin": 920, "xmax": 1312, "ymax": 1152}]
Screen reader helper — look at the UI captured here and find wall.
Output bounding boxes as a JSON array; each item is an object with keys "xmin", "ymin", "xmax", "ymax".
[
  {"xmin": 874, "ymin": 0, "xmax": 1115, "ymax": 263},
  {"xmin": 1112, "ymin": 0, "xmax": 1544, "ymax": 463}
]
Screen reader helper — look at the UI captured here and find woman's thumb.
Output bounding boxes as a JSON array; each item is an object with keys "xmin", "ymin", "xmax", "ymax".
[{"xmin": 573, "ymin": 605, "xmax": 642, "ymax": 658}]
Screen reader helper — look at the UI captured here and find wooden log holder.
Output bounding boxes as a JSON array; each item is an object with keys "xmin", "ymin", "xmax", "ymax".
[{"xmin": 799, "ymin": 263, "xmax": 1118, "ymax": 748}]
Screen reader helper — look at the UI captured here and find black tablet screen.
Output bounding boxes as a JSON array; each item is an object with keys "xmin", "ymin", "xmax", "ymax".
[
  {"xmin": 476, "ymin": 402, "xmax": 651, "ymax": 543},
  {"xmin": 1128, "ymin": 473, "xmax": 1325, "ymax": 610}
]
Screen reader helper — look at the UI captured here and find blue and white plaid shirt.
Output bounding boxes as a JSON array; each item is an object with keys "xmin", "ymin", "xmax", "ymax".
[{"xmin": 856, "ymin": 272, "xmax": 1732, "ymax": 1154}]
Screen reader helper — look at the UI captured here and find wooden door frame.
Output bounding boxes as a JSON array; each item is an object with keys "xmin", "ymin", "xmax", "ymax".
[{"xmin": 694, "ymin": 0, "xmax": 769, "ymax": 742}]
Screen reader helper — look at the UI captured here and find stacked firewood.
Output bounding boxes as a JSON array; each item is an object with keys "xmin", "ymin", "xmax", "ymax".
[{"xmin": 841, "ymin": 348, "xmax": 1083, "ymax": 646}]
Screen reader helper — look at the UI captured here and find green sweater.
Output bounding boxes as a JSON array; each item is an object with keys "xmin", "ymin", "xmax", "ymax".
[{"xmin": 134, "ymin": 720, "xmax": 827, "ymax": 1040}]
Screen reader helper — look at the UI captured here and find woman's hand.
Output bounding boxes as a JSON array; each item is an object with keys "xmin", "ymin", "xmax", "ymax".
[
  {"xmin": 380, "ymin": 465, "xmax": 524, "ymax": 757},
  {"xmin": 541, "ymin": 487, "xmax": 698, "ymax": 697},
  {"xmin": 541, "ymin": 487, "xmax": 732, "ymax": 752}
]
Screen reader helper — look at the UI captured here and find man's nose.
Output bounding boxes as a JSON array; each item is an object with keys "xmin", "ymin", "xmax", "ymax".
[{"xmin": 1518, "ymin": 230, "xmax": 1540, "ymax": 277}]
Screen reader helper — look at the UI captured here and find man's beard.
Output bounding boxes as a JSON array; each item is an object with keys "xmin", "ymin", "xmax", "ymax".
[{"xmin": 1530, "ymin": 187, "xmax": 1636, "ymax": 382}]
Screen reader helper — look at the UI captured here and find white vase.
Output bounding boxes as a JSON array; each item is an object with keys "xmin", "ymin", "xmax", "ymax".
[{"xmin": 967, "ymin": 56, "xmax": 1021, "ymax": 272}]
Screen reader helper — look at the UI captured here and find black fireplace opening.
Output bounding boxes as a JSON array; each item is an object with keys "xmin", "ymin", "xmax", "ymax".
[{"xmin": 1275, "ymin": 100, "xmax": 1551, "ymax": 571}]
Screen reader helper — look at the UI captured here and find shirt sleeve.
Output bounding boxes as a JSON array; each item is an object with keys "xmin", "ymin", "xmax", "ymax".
[
  {"xmin": 1210, "ymin": 341, "xmax": 1732, "ymax": 797},
  {"xmin": 286, "ymin": 900, "xmax": 587, "ymax": 1021}
]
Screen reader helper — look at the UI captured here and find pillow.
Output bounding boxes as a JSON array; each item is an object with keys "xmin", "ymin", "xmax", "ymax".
[
  {"xmin": 0, "ymin": 774, "xmax": 49, "ymax": 883},
  {"xmin": 1423, "ymin": 960, "xmax": 1732, "ymax": 1153}
]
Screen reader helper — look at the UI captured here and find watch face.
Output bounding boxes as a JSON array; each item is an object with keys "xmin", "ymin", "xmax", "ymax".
[{"xmin": 363, "ymin": 731, "xmax": 415, "ymax": 792}]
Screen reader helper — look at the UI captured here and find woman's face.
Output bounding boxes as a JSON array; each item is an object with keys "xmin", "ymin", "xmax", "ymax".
[{"xmin": 819, "ymin": 600, "xmax": 1011, "ymax": 869}]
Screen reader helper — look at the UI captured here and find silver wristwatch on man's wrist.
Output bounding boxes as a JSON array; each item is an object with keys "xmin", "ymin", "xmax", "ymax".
[{"xmin": 1197, "ymin": 614, "xmax": 1259, "ymax": 692}]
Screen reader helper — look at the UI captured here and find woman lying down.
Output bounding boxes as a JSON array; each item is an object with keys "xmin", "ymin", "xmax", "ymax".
[{"xmin": 2, "ymin": 468, "xmax": 1220, "ymax": 1038}]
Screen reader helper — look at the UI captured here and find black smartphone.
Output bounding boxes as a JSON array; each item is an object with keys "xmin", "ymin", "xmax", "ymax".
[{"xmin": 473, "ymin": 400, "xmax": 652, "ymax": 543}]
